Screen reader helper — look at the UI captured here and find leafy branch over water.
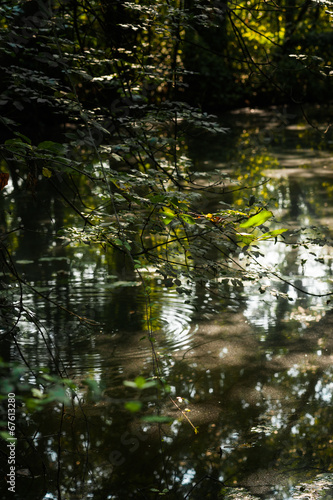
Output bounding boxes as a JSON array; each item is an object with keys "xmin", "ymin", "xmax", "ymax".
[{"xmin": 0, "ymin": 3, "xmax": 333, "ymax": 495}]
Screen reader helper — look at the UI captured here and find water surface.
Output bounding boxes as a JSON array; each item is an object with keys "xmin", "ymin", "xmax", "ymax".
[{"xmin": 1, "ymin": 106, "xmax": 333, "ymax": 499}]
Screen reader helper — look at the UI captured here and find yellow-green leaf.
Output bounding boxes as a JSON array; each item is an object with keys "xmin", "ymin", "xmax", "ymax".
[
  {"xmin": 42, "ymin": 167, "xmax": 52, "ymax": 178},
  {"xmin": 239, "ymin": 209, "xmax": 273, "ymax": 228},
  {"xmin": 125, "ymin": 401, "xmax": 142, "ymax": 412},
  {"xmin": 258, "ymin": 228, "xmax": 288, "ymax": 240}
]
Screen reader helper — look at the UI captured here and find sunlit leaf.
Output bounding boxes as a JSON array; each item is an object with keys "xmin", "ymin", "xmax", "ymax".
[
  {"xmin": 180, "ymin": 214, "xmax": 196, "ymax": 224},
  {"xmin": 0, "ymin": 431, "xmax": 13, "ymax": 442},
  {"xmin": 31, "ymin": 388, "xmax": 44, "ymax": 399},
  {"xmin": 258, "ymin": 228, "xmax": 288, "ymax": 240},
  {"xmin": 239, "ymin": 209, "xmax": 273, "ymax": 228},
  {"xmin": 123, "ymin": 381, "xmax": 138, "ymax": 389},
  {"xmin": 237, "ymin": 233, "xmax": 258, "ymax": 247},
  {"xmin": 161, "ymin": 210, "xmax": 176, "ymax": 225},
  {"xmin": 133, "ymin": 376, "xmax": 146, "ymax": 388},
  {"xmin": 123, "ymin": 376, "xmax": 158, "ymax": 390},
  {"xmin": 42, "ymin": 167, "xmax": 52, "ymax": 178}
]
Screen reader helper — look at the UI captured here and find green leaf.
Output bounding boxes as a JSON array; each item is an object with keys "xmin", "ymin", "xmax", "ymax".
[
  {"xmin": 14, "ymin": 132, "xmax": 31, "ymax": 144},
  {"xmin": 5, "ymin": 138, "xmax": 32, "ymax": 152},
  {"xmin": 236, "ymin": 233, "xmax": 258, "ymax": 247},
  {"xmin": 180, "ymin": 214, "xmax": 196, "ymax": 224},
  {"xmin": 123, "ymin": 381, "xmax": 139, "ymax": 389},
  {"xmin": 149, "ymin": 194, "xmax": 166, "ymax": 203},
  {"xmin": 114, "ymin": 238, "xmax": 131, "ymax": 251},
  {"xmin": 239, "ymin": 209, "xmax": 273, "ymax": 228},
  {"xmin": 125, "ymin": 401, "xmax": 142, "ymax": 412},
  {"xmin": 42, "ymin": 167, "xmax": 52, "ymax": 178},
  {"xmin": 81, "ymin": 379, "xmax": 101, "ymax": 400},
  {"xmin": 0, "ymin": 431, "xmax": 15, "ymax": 442},
  {"xmin": 124, "ymin": 376, "xmax": 157, "ymax": 390},
  {"xmin": 31, "ymin": 388, "xmax": 44, "ymax": 399},
  {"xmin": 133, "ymin": 376, "xmax": 146, "ymax": 388},
  {"xmin": 162, "ymin": 210, "xmax": 176, "ymax": 225},
  {"xmin": 141, "ymin": 416, "xmax": 174, "ymax": 423},
  {"xmin": 37, "ymin": 141, "xmax": 66, "ymax": 154},
  {"xmin": 46, "ymin": 386, "xmax": 70, "ymax": 403},
  {"xmin": 123, "ymin": 240, "xmax": 131, "ymax": 252},
  {"xmin": 258, "ymin": 228, "xmax": 288, "ymax": 240}
]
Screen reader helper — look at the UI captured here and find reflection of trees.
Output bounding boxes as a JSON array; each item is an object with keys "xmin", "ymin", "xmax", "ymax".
[
  {"xmin": 3, "ymin": 109, "xmax": 333, "ymax": 498},
  {"xmin": 0, "ymin": 169, "xmax": 151, "ymax": 363},
  {"xmin": 9, "ymin": 307, "xmax": 333, "ymax": 498}
]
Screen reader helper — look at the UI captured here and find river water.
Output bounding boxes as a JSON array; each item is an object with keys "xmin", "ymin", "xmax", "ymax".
[{"xmin": 1, "ymin": 105, "xmax": 333, "ymax": 499}]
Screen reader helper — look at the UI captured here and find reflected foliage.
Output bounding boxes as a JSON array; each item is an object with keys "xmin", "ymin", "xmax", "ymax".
[{"xmin": 0, "ymin": 1, "xmax": 333, "ymax": 499}]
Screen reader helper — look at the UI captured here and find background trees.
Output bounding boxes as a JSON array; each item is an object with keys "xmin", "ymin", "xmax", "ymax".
[{"xmin": 183, "ymin": 0, "xmax": 333, "ymax": 109}]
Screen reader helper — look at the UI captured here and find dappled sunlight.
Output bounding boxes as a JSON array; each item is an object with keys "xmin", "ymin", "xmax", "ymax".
[
  {"xmin": 2, "ymin": 103, "xmax": 333, "ymax": 499},
  {"xmin": 1, "ymin": 0, "xmax": 333, "ymax": 496}
]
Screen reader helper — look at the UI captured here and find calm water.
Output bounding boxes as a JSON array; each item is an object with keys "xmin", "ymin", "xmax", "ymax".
[{"xmin": 1, "ymin": 106, "xmax": 333, "ymax": 499}]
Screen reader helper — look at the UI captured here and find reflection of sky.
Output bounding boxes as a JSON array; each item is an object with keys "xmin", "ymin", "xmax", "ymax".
[
  {"xmin": 181, "ymin": 468, "xmax": 196, "ymax": 485},
  {"xmin": 243, "ymin": 292, "xmax": 279, "ymax": 331},
  {"xmin": 240, "ymin": 236, "xmax": 333, "ymax": 331},
  {"xmin": 315, "ymin": 377, "xmax": 333, "ymax": 403}
]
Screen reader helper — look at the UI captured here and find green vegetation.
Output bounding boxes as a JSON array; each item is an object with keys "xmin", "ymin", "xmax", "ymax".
[
  {"xmin": 184, "ymin": 0, "xmax": 333, "ymax": 108},
  {"xmin": 0, "ymin": 0, "xmax": 333, "ymax": 497},
  {"xmin": 0, "ymin": 0, "xmax": 331, "ymax": 424}
]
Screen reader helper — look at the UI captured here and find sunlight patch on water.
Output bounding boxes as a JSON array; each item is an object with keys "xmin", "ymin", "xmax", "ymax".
[
  {"xmin": 314, "ymin": 377, "xmax": 333, "ymax": 403},
  {"xmin": 240, "ymin": 233, "xmax": 333, "ymax": 332},
  {"xmin": 243, "ymin": 293, "xmax": 279, "ymax": 331},
  {"xmin": 181, "ymin": 468, "xmax": 196, "ymax": 485}
]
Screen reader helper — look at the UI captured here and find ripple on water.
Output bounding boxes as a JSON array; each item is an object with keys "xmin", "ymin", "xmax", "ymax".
[
  {"xmin": 158, "ymin": 289, "xmax": 197, "ymax": 351},
  {"xmin": 13, "ymin": 270, "xmax": 201, "ymax": 382}
]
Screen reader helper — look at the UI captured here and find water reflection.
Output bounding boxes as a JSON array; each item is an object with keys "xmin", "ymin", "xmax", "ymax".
[{"xmin": 2, "ymin": 107, "xmax": 333, "ymax": 499}]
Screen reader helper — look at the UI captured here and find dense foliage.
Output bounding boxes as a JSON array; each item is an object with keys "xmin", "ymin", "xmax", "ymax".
[
  {"xmin": 0, "ymin": 0, "xmax": 331, "ymax": 402},
  {"xmin": 0, "ymin": 1, "xmax": 333, "ymax": 496},
  {"xmin": 184, "ymin": 0, "xmax": 333, "ymax": 108}
]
